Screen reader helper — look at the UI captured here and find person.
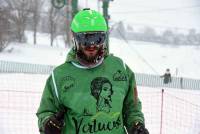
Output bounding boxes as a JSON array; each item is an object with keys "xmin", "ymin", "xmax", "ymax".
[
  {"xmin": 180, "ymin": 77, "xmax": 183, "ymax": 89},
  {"xmin": 161, "ymin": 68, "xmax": 172, "ymax": 84},
  {"xmin": 36, "ymin": 8, "xmax": 149, "ymax": 134}
]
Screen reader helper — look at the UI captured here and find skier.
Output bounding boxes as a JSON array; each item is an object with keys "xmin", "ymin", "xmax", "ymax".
[
  {"xmin": 36, "ymin": 8, "xmax": 149, "ymax": 134},
  {"xmin": 161, "ymin": 68, "xmax": 172, "ymax": 84}
]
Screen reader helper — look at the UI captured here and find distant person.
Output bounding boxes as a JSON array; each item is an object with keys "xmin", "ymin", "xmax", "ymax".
[
  {"xmin": 180, "ymin": 77, "xmax": 183, "ymax": 89},
  {"xmin": 36, "ymin": 9, "xmax": 149, "ymax": 134},
  {"xmin": 161, "ymin": 68, "xmax": 172, "ymax": 84}
]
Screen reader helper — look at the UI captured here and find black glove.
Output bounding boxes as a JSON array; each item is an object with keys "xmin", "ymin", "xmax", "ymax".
[
  {"xmin": 44, "ymin": 111, "xmax": 65, "ymax": 134},
  {"xmin": 128, "ymin": 122, "xmax": 149, "ymax": 134}
]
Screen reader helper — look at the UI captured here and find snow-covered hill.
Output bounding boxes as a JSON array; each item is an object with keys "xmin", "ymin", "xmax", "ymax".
[{"xmin": 0, "ymin": 31, "xmax": 200, "ymax": 79}]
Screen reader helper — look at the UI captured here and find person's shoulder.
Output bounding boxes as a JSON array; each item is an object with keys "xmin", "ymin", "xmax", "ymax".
[
  {"xmin": 106, "ymin": 53, "xmax": 127, "ymax": 68},
  {"xmin": 106, "ymin": 54, "xmax": 135, "ymax": 74},
  {"xmin": 106, "ymin": 53, "xmax": 124, "ymax": 61},
  {"xmin": 53, "ymin": 62, "xmax": 71, "ymax": 73}
]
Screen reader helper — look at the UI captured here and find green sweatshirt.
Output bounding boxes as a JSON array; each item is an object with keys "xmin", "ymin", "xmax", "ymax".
[{"xmin": 36, "ymin": 50, "xmax": 144, "ymax": 134}]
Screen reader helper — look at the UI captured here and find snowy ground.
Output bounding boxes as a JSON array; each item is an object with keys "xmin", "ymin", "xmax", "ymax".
[
  {"xmin": 1, "ymin": 0, "xmax": 200, "ymax": 133},
  {"xmin": 1, "ymin": 31, "xmax": 200, "ymax": 79},
  {"xmin": 0, "ymin": 31, "xmax": 200, "ymax": 133},
  {"xmin": 1, "ymin": 39, "xmax": 200, "ymax": 133},
  {"xmin": 110, "ymin": 38, "xmax": 200, "ymax": 79},
  {"xmin": 0, "ymin": 73, "xmax": 200, "ymax": 134}
]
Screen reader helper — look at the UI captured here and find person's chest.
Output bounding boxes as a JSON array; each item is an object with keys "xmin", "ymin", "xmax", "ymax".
[{"xmin": 57, "ymin": 61, "xmax": 129, "ymax": 115}]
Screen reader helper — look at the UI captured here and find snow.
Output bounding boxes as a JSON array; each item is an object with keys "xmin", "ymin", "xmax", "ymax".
[
  {"xmin": 139, "ymin": 86, "xmax": 200, "ymax": 134},
  {"xmin": 1, "ymin": 31, "xmax": 200, "ymax": 79},
  {"xmin": 109, "ymin": 38, "xmax": 200, "ymax": 79},
  {"xmin": 0, "ymin": 74, "xmax": 199, "ymax": 134},
  {"xmin": 0, "ymin": 31, "xmax": 200, "ymax": 134},
  {"xmin": 0, "ymin": 31, "xmax": 68, "ymax": 65},
  {"xmin": 0, "ymin": 0, "xmax": 200, "ymax": 134}
]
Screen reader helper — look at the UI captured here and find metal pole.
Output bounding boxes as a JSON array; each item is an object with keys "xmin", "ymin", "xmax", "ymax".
[
  {"xmin": 66, "ymin": 0, "xmax": 72, "ymax": 47},
  {"xmin": 71, "ymin": 0, "xmax": 78, "ymax": 18},
  {"xmin": 160, "ymin": 89, "xmax": 164, "ymax": 134},
  {"xmin": 102, "ymin": 0, "xmax": 109, "ymax": 52},
  {"xmin": 102, "ymin": 1, "xmax": 109, "ymax": 25}
]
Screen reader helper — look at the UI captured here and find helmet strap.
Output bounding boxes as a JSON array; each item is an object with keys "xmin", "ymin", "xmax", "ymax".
[{"xmin": 72, "ymin": 37, "xmax": 79, "ymax": 52}]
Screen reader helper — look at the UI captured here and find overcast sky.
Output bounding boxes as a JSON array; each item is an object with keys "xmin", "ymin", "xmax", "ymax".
[{"xmin": 79, "ymin": 0, "xmax": 200, "ymax": 31}]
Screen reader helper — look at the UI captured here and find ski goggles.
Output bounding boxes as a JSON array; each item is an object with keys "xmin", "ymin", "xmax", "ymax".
[{"xmin": 73, "ymin": 32, "xmax": 107, "ymax": 47}]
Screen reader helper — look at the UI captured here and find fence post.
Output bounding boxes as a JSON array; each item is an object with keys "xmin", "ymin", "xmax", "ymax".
[{"xmin": 160, "ymin": 89, "xmax": 164, "ymax": 134}]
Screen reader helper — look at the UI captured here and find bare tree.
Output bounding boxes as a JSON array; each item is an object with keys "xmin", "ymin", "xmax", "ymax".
[
  {"xmin": 162, "ymin": 29, "xmax": 174, "ymax": 44},
  {"xmin": 48, "ymin": 5, "xmax": 63, "ymax": 47},
  {"xmin": 0, "ymin": 7, "xmax": 10, "ymax": 51},
  {"xmin": 6, "ymin": 0, "xmax": 32, "ymax": 42},
  {"xmin": 143, "ymin": 27, "xmax": 157, "ymax": 42},
  {"xmin": 187, "ymin": 29, "xmax": 198, "ymax": 45},
  {"xmin": 29, "ymin": 0, "xmax": 44, "ymax": 45}
]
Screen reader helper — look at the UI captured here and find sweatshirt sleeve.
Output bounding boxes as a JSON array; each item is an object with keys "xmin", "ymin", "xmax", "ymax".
[
  {"xmin": 123, "ymin": 65, "xmax": 145, "ymax": 129},
  {"xmin": 36, "ymin": 75, "xmax": 61, "ymax": 133}
]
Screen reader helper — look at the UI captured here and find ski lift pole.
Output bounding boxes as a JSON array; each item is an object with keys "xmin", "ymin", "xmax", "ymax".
[
  {"xmin": 51, "ymin": 0, "xmax": 78, "ymax": 47},
  {"xmin": 102, "ymin": 0, "xmax": 114, "ymax": 53},
  {"xmin": 102, "ymin": 0, "xmax": 110, "ymax": 52},
  {"xmin": 68, "ymin": 0, "xmax": 78, "ymax": 46},
  {"xmin": 71, "ymin": 0, "xmax": 78, "ymax": 18},
  {"xmin": 66, "ymin": 0, "xmax": 72, "ymax": 47}
]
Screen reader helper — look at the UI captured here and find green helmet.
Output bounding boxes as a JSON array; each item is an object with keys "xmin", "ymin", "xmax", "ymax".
[{"xmin": 71, "ymin": 8, "xmax": 108, "ymax": 33}]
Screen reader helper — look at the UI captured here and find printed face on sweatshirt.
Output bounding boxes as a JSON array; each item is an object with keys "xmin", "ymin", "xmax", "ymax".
[
  {"xmin": 71, "ymin": 77, "xmax": 122, "ymax": 134},
  {"xmin": 90, "ymin": 77, "xmax": 113, "ymax": 113},
  {"xmin": 101, "ymin": 83, "xmax": 112, "ymax": 100}
]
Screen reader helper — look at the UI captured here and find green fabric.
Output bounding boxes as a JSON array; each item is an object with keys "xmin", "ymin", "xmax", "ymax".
[
  {"xmin": 66, "ymin": 48, "xmax": 77, "ymax": 62},
  {"xmin": 36, "ymin": 54, "xmax": 144, "ymax": 134},
  {"xmin": 71, "ymin": 9, "xmax": 108, "ymax": 33}
]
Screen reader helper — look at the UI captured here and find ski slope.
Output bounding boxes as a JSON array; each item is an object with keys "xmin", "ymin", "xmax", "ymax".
[
  {"xmin": 1, "ymin": 31, "xmax": 200, "ymax": 79},
  {"xmin": 0, "ymin": 31, "xmax": 200, "ymax": 133},
  {"xmin": 0, "ymin": 0, "xmax": 200, "ymax": 133}
]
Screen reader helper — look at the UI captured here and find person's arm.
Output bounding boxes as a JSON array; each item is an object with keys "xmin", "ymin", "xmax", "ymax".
[
  {"xmin": 160, "ymin": 73, "xmax": 166, "ymax": 78},
  {"xmin": 123, "ymin": 65, "xmax": 148, "ymax": 134},
  {"xmin": 36, "ymin": 76, "xmax": 63, "ymax": 134},
  {"xmin": 123, "ymin": 66, "xmax": 144, "ymax": 129}
]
